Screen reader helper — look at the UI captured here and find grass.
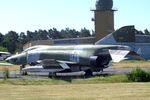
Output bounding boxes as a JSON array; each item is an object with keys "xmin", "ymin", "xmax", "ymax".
[
  {"xmin": 0, "ymin": 60, "xmax": 149, "ymax": 100},
  {"xmin": 113, "ymin": 60, "xmax": 150, "ymax": 68},
  {"xmin": 0, "ymin": 68, "xmax": 149, "ymax": 85},
  {"xmin": 0, "ymin": 83, "xmax": 149, "ymax": 100},
  {"xmin": 127, "ymin": 68, "xmax": 150, "ymax": 82},
  {"xmin": 73, "ymin": 75, "xmax": 130, "ymax": 84},
  {"xmin": 0, "ymin": 66, "xmax": 19, "ymax": 71},
  {"xmin": 0, "ymin": 79, "xmax": 69, "ymax": 85},
  {"xmin": 0, "ymin": 74, "xmax": 130, "ymax": 85},
  {"xmin": 0, "ymin": 60, "xmax": 150, "ymax": 71},
  {"xmin": 0, "ymin": 74, "xmax": 149, "ymax": 100},
  {"xmin": 0, "ymin": 64, "xmax": 148, "ymax": 100}
]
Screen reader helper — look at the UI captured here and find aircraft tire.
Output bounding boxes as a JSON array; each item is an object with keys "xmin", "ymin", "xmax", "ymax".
[
  {"xmin": 21, "ymin": 71, "xmax": 28, "ymax": 76},
  {"xmin": 48, "ymin": 72, "xmax": 56, "ymax": 78},
  {"xmin": 84, "ymin": 69, "xmax": 93, "ymax": 76}
]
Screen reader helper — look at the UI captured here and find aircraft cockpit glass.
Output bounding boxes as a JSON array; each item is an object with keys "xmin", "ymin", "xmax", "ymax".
[
  {"xmin": 23, "ymin": 47, "xmax": 39, "ymax": 53},
  {"xmin": 23, "ymin": 45, "xmax": 50, "ymax": 53}
]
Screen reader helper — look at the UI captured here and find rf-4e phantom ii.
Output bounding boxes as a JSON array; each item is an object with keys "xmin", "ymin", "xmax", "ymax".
[
  {"xmin": 0, "ymin": 52, "xmax": 11, "ymax": 61},
  {"xmin": 6, "ymin": 45, "xmax": 138, "ymax": 76}
]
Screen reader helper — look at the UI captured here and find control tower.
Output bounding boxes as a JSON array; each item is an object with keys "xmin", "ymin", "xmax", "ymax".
[{"xmin": 92, "ymin": 0, "xmax": 116, "ymax": 42}]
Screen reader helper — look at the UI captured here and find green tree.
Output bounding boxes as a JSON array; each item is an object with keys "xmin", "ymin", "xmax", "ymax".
[
  {"xmin": 144, "ymin": 29, "xmax": 150, "ymax": 35},
  {"xmin": 37, "ymin": 29, "xmax": 49, "ymax": 40},
  {"xmin": 0, "ymin": 33, "xmax": 4, "ymax": 46},
  {"xmin": 0, "ymin": 46, "xmax": 8, "ymax": 52},
  {"xmin": 79, "ymin": 28, "xmax": 91, "ymax": 37},
  {"xmin": 0, "ymin": 27, "xmax": 92, "ymax": 53},
  {"xmin": 2, "ymin": 31, "xmax": 19, "ymax": 53},
  {"xmin": 26, "ymin": 30, "xmax": 34, "ymax": 41},
  {"xmin": 17, "ymin": 32, "xmax": 28, "ymax": 52},
  {"xmin": 48, "ymin": 28, "xmax": 60, "ymax": 39}
]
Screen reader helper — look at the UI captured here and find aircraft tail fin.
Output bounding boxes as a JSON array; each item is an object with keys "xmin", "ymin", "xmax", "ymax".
[{"xmin": 109, "ymin": 50, "xmax": 129, "ymax": 63}]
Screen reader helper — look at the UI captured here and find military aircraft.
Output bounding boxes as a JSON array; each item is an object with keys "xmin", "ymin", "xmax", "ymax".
[
  {"xmin": 0, "ymin": 52, "xmax": 11, "ymax": 61},
  {"xmin": 6, "ymin": 45, "xmax": 133, "ymax": 76}
]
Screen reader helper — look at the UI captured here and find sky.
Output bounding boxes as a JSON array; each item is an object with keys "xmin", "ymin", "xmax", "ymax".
[{"xmin": 0, "ymin": 0, "xmax": 150, "ymax": 34}]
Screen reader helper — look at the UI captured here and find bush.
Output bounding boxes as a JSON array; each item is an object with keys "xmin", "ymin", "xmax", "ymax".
[
  {"xmin": 0, "ymin": 46, "xmax": 8, "ymax": 52},
  {"xmin": 128, "ymin": 68, "xmax": 150, "ymax": 82}
]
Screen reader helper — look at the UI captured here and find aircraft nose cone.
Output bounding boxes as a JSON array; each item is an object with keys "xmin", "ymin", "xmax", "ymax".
[
  {"xmin": 5, "ymin": 57, "xmax": 17, "ymax": 64},
  {"xmin": 5, "ymin": 58, "xmax": 9, "ymax": 62},
  {"xmin": 5, "ymin": 57, "xmax": 11, "ymax": 63},
  {"xmin": 5, "ymin": 53, "xmax": 27, "ymax": 65}
]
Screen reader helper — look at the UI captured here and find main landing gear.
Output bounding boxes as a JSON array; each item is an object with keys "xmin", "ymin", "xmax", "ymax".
[{"xmin": 20, "ymin": 64, "xmax": 27, "ymax": 75}]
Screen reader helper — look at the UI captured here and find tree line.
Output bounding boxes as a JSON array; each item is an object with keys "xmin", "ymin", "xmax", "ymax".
[
  {"xmin": 0, "ymin": 28, "xmax": 94, "ymax": 54},
  {"xmin": 0, "ymin": 27, "xmax": 150, "ymax": 54},
  {"xmin": 137, "ymin": 29, "xmax": 150, "ymax": 35}
]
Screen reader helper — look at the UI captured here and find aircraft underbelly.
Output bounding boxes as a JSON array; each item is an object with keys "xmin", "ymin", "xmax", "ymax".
[
  {"xmin": 23, "ymin": 65, "xmax": 92, "ymax": 73},
  {"xmin": 23, "ymin": 66, "xmax": 62, "ymax": 73}
]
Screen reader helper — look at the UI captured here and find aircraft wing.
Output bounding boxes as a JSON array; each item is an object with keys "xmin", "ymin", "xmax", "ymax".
[{"xmin": 38, "ymin": 59, "xmax": 77, "ymax": 70}]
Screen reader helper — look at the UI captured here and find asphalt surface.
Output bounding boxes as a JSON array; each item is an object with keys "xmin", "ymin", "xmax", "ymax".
[{"xmin": 0, "ymin": 68, "xmax": 150, "ymax": 79}]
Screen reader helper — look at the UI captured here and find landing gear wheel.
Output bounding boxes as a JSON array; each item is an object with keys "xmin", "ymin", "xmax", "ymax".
[
  {"xmin": 84, "ymin": 69, "xmax": 93, "ymax": 76},
  {"xmin": 48, "ymin": 72, "xmax": 56, "ymax": 78},
  {"xmin": 21, "ymin": 71, "xmax": 27, "ymax": 75}
]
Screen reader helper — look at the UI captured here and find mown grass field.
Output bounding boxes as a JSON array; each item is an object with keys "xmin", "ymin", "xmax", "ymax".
[
  {"xmin": 0, "ymin": 74, "xmax": 149, "ymax": 100},
  {"xmin": 0, "ymin": 61, "xmax": 19, "ymax": 71},
  {"xmin": 0, "ymin": 65, "xmax": 19, "ymax": 71},
  {"xmin": 0, "ymin": 60, "xmax": 149, "ymax": 100},
  {"xmin": 0, "ymin": 83, "xmax": 149, "ymax": 100},
  {"xmin": 113, "ymin": 60, "xmax": 150, "ymax": 68}
]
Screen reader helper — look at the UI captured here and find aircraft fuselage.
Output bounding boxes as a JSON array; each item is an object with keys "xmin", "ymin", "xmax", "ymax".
[{"xmin": 6, "ymin": 45, "xmax": 130, "ymax": 73}]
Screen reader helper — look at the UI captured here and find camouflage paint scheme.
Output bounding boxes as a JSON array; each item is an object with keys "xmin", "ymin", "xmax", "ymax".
[{"xmin": 6, "ymin": 45, "xmax": 130, "ymax": 72}]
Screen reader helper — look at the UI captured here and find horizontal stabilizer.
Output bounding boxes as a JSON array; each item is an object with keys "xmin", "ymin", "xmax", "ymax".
[
  {"xmin": 40, "ymin": 59, "xmax": 59, "ymax": 67},
  {"xmin": 109, "ymin": 50, "xmax": 129, "ymax": 62},
  {"xmin": 38, "ymin": 59, "xmax": 71, "ymax": 69},
  {"xmin": 128, "ymin": 50, "xmax": 144, "ymax": 60}
]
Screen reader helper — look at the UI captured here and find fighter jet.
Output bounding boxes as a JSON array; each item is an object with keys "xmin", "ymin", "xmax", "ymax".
[
  {"xmin": 6, "ymin": 45, "xmax": 132, "ymax": 76},
  {"xmin": 0, "ymin": 52, "xmax": 11, "ymax": 61}
]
